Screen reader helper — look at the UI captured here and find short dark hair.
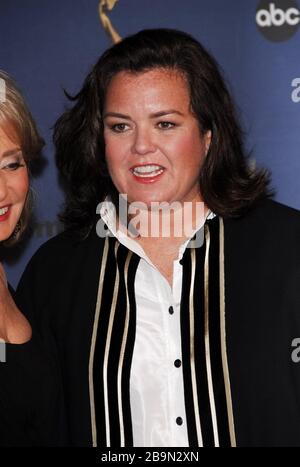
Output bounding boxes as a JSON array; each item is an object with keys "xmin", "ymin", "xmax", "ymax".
[
  {"xmin": 54, "ymin": 28, "xmax": 271, "ymax": 237},
  {"xmin": 0, "ymin": 70, "xmax": 44, "ymax": 244}
]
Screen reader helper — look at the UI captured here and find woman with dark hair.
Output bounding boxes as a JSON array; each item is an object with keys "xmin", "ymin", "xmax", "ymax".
[
  {"xmin": 17, "ymin": 29, "xmax": 300, "ymax": 447},
  {"xmin": 54, "ymin": 28, "xmax": 270, "ymax": 236}
]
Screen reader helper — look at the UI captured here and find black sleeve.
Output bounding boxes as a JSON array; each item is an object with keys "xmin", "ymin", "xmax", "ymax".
[
  {"xmin": 0, "ymin": 338, "xmax": 55, "ymax": 446},
  {"xmin": 0, "ymin": 277, "xmax": 65, "ymax": 446}
]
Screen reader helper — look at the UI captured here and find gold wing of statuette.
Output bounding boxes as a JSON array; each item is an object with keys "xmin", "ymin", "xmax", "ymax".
[{"xmin": 99, "ymin": 0, "xmax": 122, "ymax": 44}]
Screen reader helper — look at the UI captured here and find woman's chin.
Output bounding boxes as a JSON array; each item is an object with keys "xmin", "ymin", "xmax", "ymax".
[
  {"xmin": 0, "ymin": 225, "xmax": 16, "ymax": 242},
  {"xmin": 126, "ymin": 194, "xmax": 173, "ymax": 209}
]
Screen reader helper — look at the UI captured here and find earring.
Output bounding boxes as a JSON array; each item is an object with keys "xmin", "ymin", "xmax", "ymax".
[{"xmin": 12, "ymin": 221, "xmax": 21, "ymax": 238}]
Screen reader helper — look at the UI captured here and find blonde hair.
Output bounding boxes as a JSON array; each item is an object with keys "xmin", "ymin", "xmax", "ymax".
[{"xmin": 0, "ymin": 70, "xmax": 44, "ymax": 244}]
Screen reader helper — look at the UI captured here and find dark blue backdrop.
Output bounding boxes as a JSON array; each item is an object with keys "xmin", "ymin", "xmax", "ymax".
[{"xmin": 0, "ymin": 0, "xmax": 299, "ymax": 286}]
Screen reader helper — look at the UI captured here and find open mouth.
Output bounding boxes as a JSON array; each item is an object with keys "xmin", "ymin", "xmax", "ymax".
[
  {"xmin": 0, "ymin": 206, "xmax": 9, "ymax": 216},
  {"xmin": 130, "ymin": 164, "xmax": 165, "ymax": 178},
  {"xmin": 0, "ymin": 205, "xmax": 11, "ymax": 221}
]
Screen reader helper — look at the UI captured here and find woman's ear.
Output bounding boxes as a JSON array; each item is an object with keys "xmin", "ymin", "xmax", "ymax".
[{"xmin": 204, "ymin": 130, "xmax": 212, "ymax": 156}]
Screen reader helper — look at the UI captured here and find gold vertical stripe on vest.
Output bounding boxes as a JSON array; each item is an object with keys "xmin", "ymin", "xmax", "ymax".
[
  {"xmin": 204, "ymin": 225, "xmax": 220, "ymax": 447},
  {"xmin": 190, "ymin": 248, "xmax": 203, "ymax": 447},
  {"xmin": 102, "ymin": 241, "xmax": 120, "ymax": 447},
  {"xmin": 219, "ymin": 218, "xmax": 236, "ymax": 447},
  {"xmin": 89, "ymin": 236, "xmax": 109, "ymax": 447},
  {"xmin": 117, "ymin": 250, "xmax": 133, "ymax": 447}
]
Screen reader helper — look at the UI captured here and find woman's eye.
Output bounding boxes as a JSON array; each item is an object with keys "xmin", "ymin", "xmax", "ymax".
[
  {"xmin": 111, "ymin": 123, "xmax": 129, "ymax": 133},
  {"xmin": 2, "ymin": 161, "xmax": 25, "ymax": 171},
  {"xmin": 157, "ymin": 121, "xmax": 176, "ymax": 130}
]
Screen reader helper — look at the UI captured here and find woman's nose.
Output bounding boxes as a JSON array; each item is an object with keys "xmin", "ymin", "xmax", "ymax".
[
  {"xmin": 131, "ymin": 127, "xmax": 156, "ymax": 155},
  {"xmin": 0, "ymin": 173, "xmax": 8, "ymax": 201}
]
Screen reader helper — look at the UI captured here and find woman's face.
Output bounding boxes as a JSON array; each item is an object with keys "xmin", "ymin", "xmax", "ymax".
[
  {"xmin": 103, "ymin": 68, "xmax": 211, "ymax": 207},
  {"xmin": 0, "ymin": 124, "xmax": 29, "ymax": 241}
]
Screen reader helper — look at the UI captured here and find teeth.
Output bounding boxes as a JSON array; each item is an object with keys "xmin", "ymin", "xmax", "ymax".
[
  {"xmin": 133, "ymin": 165, "xmax": 162, "ymax": 173},
  {"xmin": 0, "ymin": 207, "xmax": 9, "ymax": 216},
  {"xmin": 132, "ymin": 165, "xmax": 164, "ymax": 177}
]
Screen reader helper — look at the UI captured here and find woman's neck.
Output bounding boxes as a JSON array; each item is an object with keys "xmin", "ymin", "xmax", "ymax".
[{"xmin": 125, "ymin": 197, "xmax": 209, "ymax": 244}]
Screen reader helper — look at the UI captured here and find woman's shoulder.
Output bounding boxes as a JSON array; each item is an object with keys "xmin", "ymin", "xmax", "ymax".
[
  {"xmin": 224, "ymin": 198, "xmax": 300, "ymax": 259},
  {"xmin": 226, "ymin": 198, "xmax": 300, "ymax": 232},
  {"xmin": 257, "ymin": 198, "xmax": 300, "ymax": 220},
  {"xmin": 30, "ymin": 224, "xmax": 104, "ymax": 264},
  {"xmin": 17, "ymin": 225, "xmax": 105, "ymax": 295}
]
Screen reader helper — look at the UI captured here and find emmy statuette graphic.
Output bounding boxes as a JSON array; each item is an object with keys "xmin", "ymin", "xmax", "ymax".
[{"xmin": 99, "ymin": 0, "xmax": 122, "ymax": 44}]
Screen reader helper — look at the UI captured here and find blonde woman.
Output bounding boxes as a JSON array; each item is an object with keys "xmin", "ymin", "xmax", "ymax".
[
  {"xmin": 0, "ymin": 71, "xmax": 43, "ymax": 343},
  {"xmin": 0, "ymin": 71, "xmax": 57, "ymax": 446}
]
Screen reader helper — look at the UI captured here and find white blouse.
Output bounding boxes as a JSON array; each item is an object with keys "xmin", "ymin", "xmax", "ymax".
[{"xmin": 100, "ymin": 200, "xmax": 214, "ymax": 447}]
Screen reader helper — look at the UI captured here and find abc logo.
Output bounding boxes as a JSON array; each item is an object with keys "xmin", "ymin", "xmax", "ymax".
[{"xmin": 256, "ymin": 0, "xmax": 300, "ymax": 41}]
